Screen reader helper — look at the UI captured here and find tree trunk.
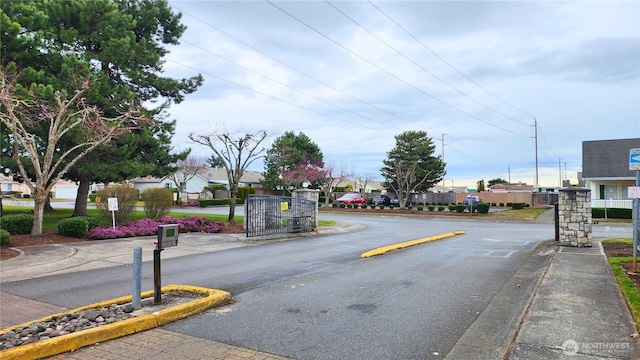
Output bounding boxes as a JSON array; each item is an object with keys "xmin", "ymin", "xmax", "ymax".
[
  {"xmin": 228, "ymin": 195, "xmax": 236, "ymax": 221},
  {"xmin": 72, "ymin": 173, "xmax": 91, "ymax": 217},
  {"xmin": 32, "ymin": 188, "xmax": 46, "ymax": 236},
  {"xmin": 44, "ymin": 196, "xmax": 54, "ymax": 212}
]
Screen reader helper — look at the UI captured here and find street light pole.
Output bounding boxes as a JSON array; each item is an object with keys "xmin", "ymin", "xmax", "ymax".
[{"xmin": 278, "ymin": 174, "xmax": 283, "ymax": 196}]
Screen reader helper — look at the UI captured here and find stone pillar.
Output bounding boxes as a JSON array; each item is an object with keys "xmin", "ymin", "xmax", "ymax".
[
  {"xmin": 292, "ymin": 189, "xmax": 320, "ymax": 230},
  {"xmin": 558, "ymin": 187, "xmax": 592, "ymax": 247}
]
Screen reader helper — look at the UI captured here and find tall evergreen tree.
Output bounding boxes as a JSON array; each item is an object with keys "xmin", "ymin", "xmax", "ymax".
[
  {"xmin": 381, "ymin": 131, "xmax": 445, "ymax": 208},
  {"xmin": 262, "ymin": 132, "xmax": 324, "ymax": 194},
  {"xmin": 1, "ymin": 0, "xmax": 201, "ymax": 216}
]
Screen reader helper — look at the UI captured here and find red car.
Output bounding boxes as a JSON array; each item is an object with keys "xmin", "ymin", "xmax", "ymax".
[{"xmin": 336, "ymin": 193, "xmax": 366, "ymax": 205}]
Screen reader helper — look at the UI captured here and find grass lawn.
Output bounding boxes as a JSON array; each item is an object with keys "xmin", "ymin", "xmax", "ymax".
[
  {"xmin": 487, "ymin": 208, "xmax": 550, "ymax": 221},
  {"xmin": 603, "ymin": 238, "xmax": 640, "ymax": 326}
]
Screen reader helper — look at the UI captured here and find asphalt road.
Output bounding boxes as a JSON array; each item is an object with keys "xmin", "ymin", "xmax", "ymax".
[{"xmin": 2, "ymin": 212, "xmax": 566, "ymax": 359}]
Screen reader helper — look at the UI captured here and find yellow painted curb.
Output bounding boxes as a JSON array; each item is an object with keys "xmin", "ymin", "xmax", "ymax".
[
  {"xmin": 361, "ymin": 231, "xmax": 465, "ymax": 258},
  {"xmin": 0, "ymin": 285, "xmax": 234, "ymax": 360}
]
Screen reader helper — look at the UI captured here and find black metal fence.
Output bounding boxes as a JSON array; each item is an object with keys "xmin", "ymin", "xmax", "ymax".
[{"xmin": 245, "ymin": 195, "xmax": 316, "ymax": 238}]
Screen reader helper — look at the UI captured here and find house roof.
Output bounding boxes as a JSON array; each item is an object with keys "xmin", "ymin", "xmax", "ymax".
[
  {"xmin": 491, "ymin": 183, "xmax": 534, "ymax": 191},
  {"xmin": 582, "ymin": 138, "xmax": 640, "ymax": 179},
  {"xmin": 197, "ymin": 168, "xmax": 263, "ymax": 184}
]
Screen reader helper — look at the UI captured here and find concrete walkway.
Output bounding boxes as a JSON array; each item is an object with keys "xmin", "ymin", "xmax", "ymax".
[{"xmin": 1, "ymin": 220, "xmax": 639, "ymax": 359}]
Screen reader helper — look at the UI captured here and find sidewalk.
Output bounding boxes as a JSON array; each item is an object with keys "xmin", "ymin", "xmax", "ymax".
[
  {"xmin": 2, "ymin": 223, "xmax": 639, "ymax": 359},
  {"xmin": 508, "ymin": 240, "xmax": 640, "ymax": 359}
]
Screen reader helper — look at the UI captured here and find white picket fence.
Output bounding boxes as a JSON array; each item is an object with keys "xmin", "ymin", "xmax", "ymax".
[{"xmin": 591, "ymin": 199, "xmax": 634, "ymax": 209}]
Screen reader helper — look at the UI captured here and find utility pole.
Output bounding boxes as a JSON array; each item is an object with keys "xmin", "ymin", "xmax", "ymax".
[
  {"xmin": 508, "ymin": 165, "xmax": 511, "ymax": 184},
  {"xmin": 533, "ymin": 117, "xmax": 539, "ymax": 186},
  {"xmin": 558, "ymin": 159, "xmax": 561, "ymax": 187},
  {"xmin": 442, "ymin": 133, "xmax": 445, "ymax": 192}
]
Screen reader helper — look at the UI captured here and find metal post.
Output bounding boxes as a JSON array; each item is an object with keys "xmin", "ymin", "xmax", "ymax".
[
  {"xmin": 153, "ymin": 248, "xmax": 162, "ymax": 304},
  {"xmin": 132, "ymin": 247, "xmax": 142, "ymax": 309},
  {"xmin": 633, "ymin": 171, "xmax": 639, "ymax": 273}
]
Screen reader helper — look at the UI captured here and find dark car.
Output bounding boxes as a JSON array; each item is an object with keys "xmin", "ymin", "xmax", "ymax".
[
  {"xmin": 391, "ymin": 197, "xmax": 400, "ymax": 207},
  {"xmin": 372, "ymin": 195, "xmax": 391, "ymax": 205}
]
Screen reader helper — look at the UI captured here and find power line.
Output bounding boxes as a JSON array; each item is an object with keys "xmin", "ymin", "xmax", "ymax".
[
  {"xmin": 266, "ymin": 0, "xmax": 531, "ymax": 138},
  {"xmin": 327, "ymin": 0, "xmax": 531, "ymax": 127},
  {"xmin": 368, "ymin": 0, "xmax": 535, "ymax": 122},
  {"xmin": 166, "ymin": 58, "xmax": 392, "ymax": 133}
]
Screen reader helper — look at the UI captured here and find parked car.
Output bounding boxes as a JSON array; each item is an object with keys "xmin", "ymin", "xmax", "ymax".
[
  {"xmin": 372, "ymin": 195, "xmax": 391, "ymax": 205},
  {"xmin": 391, "ymin": 197, "xmax": 400, "ymax": 207},
  {"xmin": 463, "ymin": 195, "xmax": 481, "ymax": 205},
  {"xmin": 336, "ymin": 193, "xmax": 366, "ymax": 205}
]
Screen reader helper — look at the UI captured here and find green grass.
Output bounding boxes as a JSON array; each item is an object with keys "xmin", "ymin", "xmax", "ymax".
[
  {"xmin": 602, "ymin": 238, "xmax": 634, "ymax": 245},
  {"xmin": 608, "ymin": 257, "xmax": 640, "ymax": 324},
  {"xmin": 488, "ymin": 208, "xmax": 550, "ymax": 221},
  {"xmin": 603, "ymin": 237, "xmax": 640, "ymax": 327}
]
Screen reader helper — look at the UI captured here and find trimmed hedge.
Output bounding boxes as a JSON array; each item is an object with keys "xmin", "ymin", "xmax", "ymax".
[
  {"xmin": 592, "ymin": 208, "xmax": 632, "ymax": 219},
  {"xmin": 57, "ymin": 217, "xmax": 90, "ymax": 238},
  {"xmin": 477, "ymin": 203, "xmax": 490, "ymax": 213},
  {"xmin": 199, "ymin": 198, "xmax": 243, "ymax": 207},
  {"xmin": 0, "ymin": 229, "xmax": 10, "ymax": 245},
  {"xmin": 0, "ymin": 213, "xmax": 34, "ymax": 234}
]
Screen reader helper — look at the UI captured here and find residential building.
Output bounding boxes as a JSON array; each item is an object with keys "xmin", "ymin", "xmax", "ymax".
[{"xmin": 582, "ymin": 138, "xmax": 640, "ymax": 209}]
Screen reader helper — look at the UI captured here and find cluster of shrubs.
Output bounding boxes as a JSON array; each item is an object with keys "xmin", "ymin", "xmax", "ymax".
[{"xmin": 88, "ymin": 216, "xmax": 222, "ymax": 240}]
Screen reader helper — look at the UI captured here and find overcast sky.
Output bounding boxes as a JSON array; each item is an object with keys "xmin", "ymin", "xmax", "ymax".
[{"xmin": 162, "ymin": 0, "xmax": 639, "ymax": 188}]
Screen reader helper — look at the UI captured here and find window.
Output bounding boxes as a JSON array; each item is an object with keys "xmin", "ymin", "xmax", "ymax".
[{"xmin": 602, "ymin": 184, "xmax": 618, "ymax": 199}]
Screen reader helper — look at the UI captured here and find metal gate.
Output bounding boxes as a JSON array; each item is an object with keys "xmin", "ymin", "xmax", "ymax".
[{"xmin": 245, "ymin": 195, "xmax": 316, "ymax": 238}]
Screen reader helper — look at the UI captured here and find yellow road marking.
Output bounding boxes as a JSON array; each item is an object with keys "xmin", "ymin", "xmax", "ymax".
[{"xmin": 360, "ymin": 231, "xmax": 465, "ymax": 258}]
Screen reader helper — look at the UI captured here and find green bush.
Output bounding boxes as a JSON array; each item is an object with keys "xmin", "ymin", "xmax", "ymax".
[
  {"xmin": 499, "ymin": 203, "xmax": 504, "ymax": 207},
  {"xmin": 448, "ymin": 205, "xmax": 456, "ymax": 212},
  {"xmin": 491, "ymin": 203, "xmax": 497, "ymax": 206},
  {"xmin": 511, "ymin": 202, "xmax": 526, "ymax": 210},
  {"xmin": 89, "ymin": 191, "xmax": 99, "ymax": 202},
  {"xmin": 379, "ymin": 204, "xmax": 385, "ymax": 209},
  {"xmin": 592, "ymin": 208, "xmax": 632, "ymax": 219},
  {"xmin": 477, "ymin": 203, "xmax": 490, "ymax": 213},
  {"xmin": 361, "ymin": 204, "xmax": 368, "ymax": 209},
  {"xmin": 417, "ymin": 205, "xmax": 424, "ymax": 211},
  {"xmin": 339, "ymin": 203, "xmax": 346, "ymax": 208},
  {"xmin": 455, "ymin": 204, "xmax": 466, "ymax": 213},
  {"xmin": 0, "ymin": 229, "xmax": 10, "ymax": 245},
  {"xmin": 142, "ymin": 188, "xmax": 174, "ymax": 219},
  {"xmin": 438, "ymin": 206, "xmax": 445, "ymax": 211},
  {"xmin": 506, "ymin": 202, "xmax": 513, "ymax": 207},
  {"xmin": 428, "ymin": 205, "xmax": 435, "ymax": 211},
  {"xmin": 95, "ymin": 184, "xmax": 139, "ymax": 224},
  {"xmin": 0, "ymin": 213, "xmax": 34, "ymax": 234},
  {"xmin": 57, "ymin": 217, "xmax": 89, "ymax": 238},
  {"xmin": 199, "ymin": 199, "xmax": 229, "ymax": 207},
  {"xmin": 237, "ymin": 186, "xmax": 256, "ymax": 203}
]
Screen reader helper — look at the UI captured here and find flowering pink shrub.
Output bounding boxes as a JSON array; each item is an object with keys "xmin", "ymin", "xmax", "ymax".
[{"xmin": 88, "ymin": 216, "xmax": 222, "ymax": 240}]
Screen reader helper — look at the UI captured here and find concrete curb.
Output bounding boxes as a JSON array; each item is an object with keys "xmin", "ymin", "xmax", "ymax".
[
  {"xmin": 360, "ymin": 230, "xmax": 465, "ymax": 258},
  {"xmin": 0, "ymin": 285, "xmax": 233, "ymax": 360}
]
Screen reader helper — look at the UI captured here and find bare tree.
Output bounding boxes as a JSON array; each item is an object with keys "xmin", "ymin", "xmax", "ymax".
[
  {"xmin": 189, "ymin": 129, "xmax": 269, "ymax": 221},
  {"xmin": 0, "ymin": 74, "xmax": 144, "ymax": 236},
  {"xmin": 320, "ymin": 162, "xmax": 353, "ymax": 204},
  {"xmin": 166, "ymin": 155, "xmax": 208, "ymax": 202},
  {"xmin": 387, "ymin": 160, "xmax": 431, "ymax": 209},
  {"xmin": 356, "ymin": 173, "xmax": 375, "ymax": 193}
]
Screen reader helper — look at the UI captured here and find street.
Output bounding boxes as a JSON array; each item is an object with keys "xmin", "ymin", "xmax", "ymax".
[{"xmin": 1, "ymin": 211, "xmax": 568, "ymax": 359}]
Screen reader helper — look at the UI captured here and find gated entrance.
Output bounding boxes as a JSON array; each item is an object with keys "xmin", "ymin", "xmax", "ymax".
[{"xmin": 245, "ymin": 194, "xmax": 317, "ymax": 237}]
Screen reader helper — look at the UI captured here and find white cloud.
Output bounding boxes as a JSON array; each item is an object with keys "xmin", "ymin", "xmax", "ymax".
[{"xmin": 164, "ymin": 0, "xmax": 640, "ymax": 188}]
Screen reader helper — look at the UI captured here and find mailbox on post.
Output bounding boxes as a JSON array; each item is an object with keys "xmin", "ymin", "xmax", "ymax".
[
  {"xmin": 154, "ymin": 224, "xmax": 179, "ymax": 250},
  {"xmin": 153, "ymin": 224, "xmax": 179, "ymax": 304}
]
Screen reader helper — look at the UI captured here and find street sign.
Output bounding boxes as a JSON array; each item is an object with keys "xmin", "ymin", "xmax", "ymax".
[
  {"xmin": 629, "ymin": 186, "xmax": 640, "ymax": 199},
  {"xmin": 630, "ymin": 148, "xmax": 640, "ymax": 170}
]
